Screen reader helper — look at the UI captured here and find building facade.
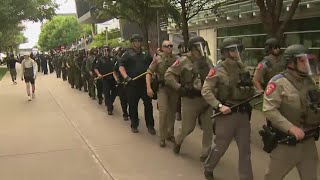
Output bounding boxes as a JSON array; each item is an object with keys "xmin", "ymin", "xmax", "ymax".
[{"xmin": 166, "ymin": 0, "xmax": 320, "ymax": 65}]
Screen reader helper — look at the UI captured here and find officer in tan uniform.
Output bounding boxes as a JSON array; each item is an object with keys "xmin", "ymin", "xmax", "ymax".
[
  {"xmin": 165, "ymin": 36, "xmax": 213, "ymax": 161},
  {"xmin": 146, "ymin": 40, "xmax": 178, "ymax": 147},
  {"xmin": 263, "ymin": 44, "xmax": 320, "ymax": 180},
  {"xmin": 253, "ymin": 38, "xmax": 285, "ymax": 92},
  {"xmin": 202, "ymin": 38, "xmax": 255, "ymax": 180}
]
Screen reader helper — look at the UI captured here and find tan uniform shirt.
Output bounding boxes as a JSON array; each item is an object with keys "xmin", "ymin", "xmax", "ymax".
[
  {"xmin": 253, "ymin": 55, "xmax": 284, "ymax": 89},
  {"xmin": 147, "ymin": 52, "xmax": 176, "ymax": 80},
  {"xmin": 263, "ymin": 71, "xmax": 320, "ymax": 133},
  {"xmin": 164, "ymin": 55, "xmax": 213, "ymax": 91},
  {"xmin": 202, "ymin": 58, "xmax": 254, "ymax": 109}
]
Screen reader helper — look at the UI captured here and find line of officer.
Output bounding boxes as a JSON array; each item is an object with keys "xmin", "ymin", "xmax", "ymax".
[
  {"xmin": 146, "ymin": 40, "xmax": 178, "ymax": 147},
  {"xmin": 263, "ymin": 44, "xmax": 320, "ymax": 180},
  {"xmin": 165, "ymin": 36, "xmax": 213, "ymax": 161},
  {"xmin": 202, "ymin": 38, "xmax": 255, "ymax": 180},
  {"xmin": 95, "ymin": 46, "xmax": 117, "ymax": 115},
  {"xmin": 253, "ymin": 38, "xmax": 285, "ymax": 92},
  {"xmin": 113, "ymin": 47, "xmax": 129, "ymax": 121},
  {"xmin": 118, "ymin": 34, "xmax": 156, "ymax": 134}
]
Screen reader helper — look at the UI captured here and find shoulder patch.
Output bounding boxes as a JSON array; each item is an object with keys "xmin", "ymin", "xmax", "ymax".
[
  {"xmin": 265, "ymin": 82, "xmax": 277, "ymax": 96},
  {"xmin": 172, "ymin": 59, "xmax": 180, "ymax": 66},
  {"xmin": 151, "ymin": 58, "xmax": 157, "ymax": 65},
  {"xmin": 206, "ymin": 68, "xmax": 216, "ymax": 78},
  {"xmin": 270, "ymin": 74, "xmax": 284, "ymax": 82},
  {"xmin": 257, "ymin": 63, "xmax": 263, "ymax": 71}
]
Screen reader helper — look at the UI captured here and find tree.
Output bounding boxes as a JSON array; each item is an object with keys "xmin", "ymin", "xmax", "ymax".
[
  {"xmin": 89, "ymin": 0, "xmax": 161, "ymax": 51},
  {"xmin": 90, "ymin": 28, "xmax": 129, "ymax": 48},
  {"xmin": 0, "ymin": 0, "xmax": 57, "ymax": 33},
  {"xmin": 165, "ymin": 0, "xmax": 224, "ymax": 46},
  {"xmin": 0, "ymin": 24, "xmax": 27, "ymax": 52},
  {"xmin": 256, "ymin": 0, "xmax": 301, "ymax": 41},
  {"xmin": 38, "ymin": 16, "xmax": 92, "ymax": 51}
]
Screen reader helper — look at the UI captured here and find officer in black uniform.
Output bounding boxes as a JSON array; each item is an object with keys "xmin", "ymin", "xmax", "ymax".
[
  {"xmin": 95, "ymin": 46, "xmax": 117, "ymax": 114},
  {"xmin": 119, "ymin": 34, "xmax": 155, "ymax": 134},
  {"xmin": 113, "ymin": 47, "xmax": 129, "ymax": 121},
  {"xmin": 93, "ymin": 48, "xmax": 104, "ymax": 104}
]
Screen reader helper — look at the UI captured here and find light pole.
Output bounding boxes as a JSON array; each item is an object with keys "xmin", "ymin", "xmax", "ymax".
[
  {"xmin": 150, "ymin": 5, "xmax": 164, "ymax": 48},
  {"xmin": 105, "ymin": 27, "xmax": 108, "ymax": 46}
]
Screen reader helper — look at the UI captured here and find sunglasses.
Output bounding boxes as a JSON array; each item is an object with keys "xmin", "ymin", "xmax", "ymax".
[
  {"xmin": 273, "ymin": 46, "xmax": 281, "ymax": 49},
  {"xmin": 163, "ymin": 44, "xmax": 173, "ymax": 48}
]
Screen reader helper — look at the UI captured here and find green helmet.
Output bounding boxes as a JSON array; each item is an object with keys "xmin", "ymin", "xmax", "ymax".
[
  {"xmin": 265, "ymin": 38, "xmax": 280, "ymax": 54},
  {"xmin": 221, "ymin": 37, "xmax": 243, "ymax": 53},
  {"xmin": 130, "ymin": 34, "xmax": 143, "ymax": 42},
  {"xmin": 187, "ymin": 36, "xmax": 210, "ymax": 56},
  {"xmin": 283, "ymin": 44, "xmax": 309, "ymax": 65},
  {"xmin": 188, "ymin": 36, "xmax": 205, "ymax": 50}
]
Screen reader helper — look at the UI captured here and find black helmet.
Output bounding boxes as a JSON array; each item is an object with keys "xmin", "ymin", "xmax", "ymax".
[
  {"xmin": 188, "ymin": 36, "xmax": 205, "ymax": 50},
  {"xmin": 221, "ymin": 37, "xmax": 243, "ymax": 53},
  {"xmin": 284, "ymin": 44, "xmax": 309, "ymax": 65},
  {"xmin": 130, "ymin": 34, "xmax": 143, "ymax": 42},
  {"xmin": 265, "ymin": 38, "xmax": 280, "ymax": 54}
]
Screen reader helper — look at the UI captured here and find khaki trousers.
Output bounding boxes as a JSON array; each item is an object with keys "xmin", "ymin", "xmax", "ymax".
[
  {"xmin": 265, "ymin": 139, "xmax": 319, "ymax": 180},
  {"xmin": 176, "ymin": 97, "xmax": 213, "ymax": 156},
  {"xmin": 158, "ymin": 87, "xmax": 178, "ymax": 140},
  {"xmin": 205, "ymin": 112, "xmax": 253, "ymax": 180}
]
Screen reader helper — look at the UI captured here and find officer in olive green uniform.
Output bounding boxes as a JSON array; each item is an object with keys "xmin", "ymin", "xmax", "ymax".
[
  {"xmin": 81, "ymin": 54, "xmax": 88, "ymax": 92},
  {"xmin": 165, "ymin": 36, "xmax": 213, "ymax": 161},
  {"xmin": 146, "ymin": 40, "xmax": 178, "ymax": 147},
  {"xmin": 202, "ymin": 38, "xmax": 255, "ymax": 180},
  {"xmin": 86, "ymin": 50, "xmax": 96, "ymax": 99},
  {"xmin": 61, "ymin": 52, "xmax": 68, "ymax": 81},
  {"xmin": 253, "ymin": 38, "xmax": 285, "ymax": 92},
  {"xmin": 67, "ymin": 52, "xmax": 76, "ymax": 88},
  {"xmin": 263, "ymin": 44, "xmax": 320, "ymax": 180},
  {"xmin": 74, "ymin": 52, "xmax": 83, "ymax": 90}
]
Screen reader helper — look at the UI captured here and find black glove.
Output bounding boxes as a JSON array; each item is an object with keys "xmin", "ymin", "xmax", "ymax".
[
  {"xmin": 124, "ymin": 76, "xmax": 132, "ymax": 84},
  {"xmin": 178, "ymin": 86, "xmax": 188, "ymax": 96}
]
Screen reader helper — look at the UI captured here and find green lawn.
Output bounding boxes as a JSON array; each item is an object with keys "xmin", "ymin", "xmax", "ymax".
[{"xmin": 0, "ymin": 67, "xmax": 7, "ymax": 81}]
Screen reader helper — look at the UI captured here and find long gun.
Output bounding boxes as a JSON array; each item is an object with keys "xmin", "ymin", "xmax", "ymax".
[{"xmin": 211, "ymin": 92, "xmax": 263, "ymax": 119}]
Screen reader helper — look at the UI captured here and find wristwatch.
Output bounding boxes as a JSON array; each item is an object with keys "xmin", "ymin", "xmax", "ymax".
[{"xmin": 218, "ymin": 103, "xmax": 223, "ymax": 108}]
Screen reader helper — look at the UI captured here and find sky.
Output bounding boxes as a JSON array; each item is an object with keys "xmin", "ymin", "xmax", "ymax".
[{"xmin": 19, "ymin": 0, "xmax": 78, "ymax": 49}]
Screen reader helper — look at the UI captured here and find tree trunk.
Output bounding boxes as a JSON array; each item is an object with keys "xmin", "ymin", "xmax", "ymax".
[
  {"xmin": 181, "ymin": 0, "xmax": 189, "ymax": 48},
  {"xmin": 139, "ymin": 23, "xmax": 150, "ymax": 53}
]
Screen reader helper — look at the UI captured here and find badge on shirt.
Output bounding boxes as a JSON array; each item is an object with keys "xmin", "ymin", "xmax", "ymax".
[
  {"xmin": 172, "ymin": 60, "xmax": 180, "ymax": 66},
  {"xmin": 257, "ymin": 63, "xmax": 263, "ymax": 71},
  {"xmin": 265, "ymin": 82, "xmax": 277, "ymax": 96},
  {"xmin": 206, "ymin": 68, "xmax": 216, "ymax": 78}
]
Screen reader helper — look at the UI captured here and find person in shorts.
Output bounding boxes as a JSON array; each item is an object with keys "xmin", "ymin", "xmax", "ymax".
[{"xmin": 21, "ymin": 52, "xmax": 38, "ymax": 101}]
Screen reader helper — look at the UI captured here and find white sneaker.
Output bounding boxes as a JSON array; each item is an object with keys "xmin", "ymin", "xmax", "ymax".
[
  {"xmin": 28, "ymin": 95, "xmax": 32, "ymax": 101},
  {"xmin": 32, "ymin": 93, "xmax": 35, "ymax": 99}
]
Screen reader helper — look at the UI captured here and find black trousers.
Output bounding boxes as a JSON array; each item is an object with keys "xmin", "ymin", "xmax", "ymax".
[
  {"xmin": 117, "ymin": 84, "xmax": 129, "ymax": 117},
  {"xmin": 96, "ymin": 79, "xmax": 103, "ymax": 100},
  {"xmin": 126, "ymin": 81, "xmax": 154, "ymax": 129},
  {"xmin": 102, "ymin": 79, "xmax": 117, "ymax": 111}
]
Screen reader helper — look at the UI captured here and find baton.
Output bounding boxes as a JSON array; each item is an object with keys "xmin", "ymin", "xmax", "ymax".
[
  {"xmin": 94, "ymin": 71, "xmax": 114, "ymax": 81},
  {"xmin": 211, "ymin": 93, "xmax": 263, "ymax": 118}
]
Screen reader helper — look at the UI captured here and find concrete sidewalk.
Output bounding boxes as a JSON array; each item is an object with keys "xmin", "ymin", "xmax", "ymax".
[{"xmin": 0, "ymin": 65, "xmax": 318, "ymax": 180}]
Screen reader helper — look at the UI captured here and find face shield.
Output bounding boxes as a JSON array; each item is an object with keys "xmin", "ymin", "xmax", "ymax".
[
  {"xmin": 193, "ymin": 41, "xmax": 211, "ymax": 57},
  {"xmin": 225, "ymin": 44, "xmax": 244, "ymax": 61},
  {"xmin": 295, "ymin": 54, "xmax": 320, "ymax": 76}
]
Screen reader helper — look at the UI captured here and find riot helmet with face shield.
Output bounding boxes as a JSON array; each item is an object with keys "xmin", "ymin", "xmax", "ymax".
[
  {"xmin": 188, "ymin": 36, "xmax": 211, "ymax": 57},
  {"xmin": 284, "ymin": 44, "xmax": 319, "ymax": 77},
  {"xmin": 221, "ymin": 38, "xmax": 244, "ymax": 61}
]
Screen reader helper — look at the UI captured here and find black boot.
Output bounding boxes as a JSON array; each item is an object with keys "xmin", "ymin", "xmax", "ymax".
[{"xmin": 204, "ymin": 170, "xmax": 214, "ymax": 180}]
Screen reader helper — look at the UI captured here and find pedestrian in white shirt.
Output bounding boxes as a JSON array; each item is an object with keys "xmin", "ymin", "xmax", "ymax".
[{"xmin": 21, "ymin": 52, "xmax": 38, "ymax": 101}]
